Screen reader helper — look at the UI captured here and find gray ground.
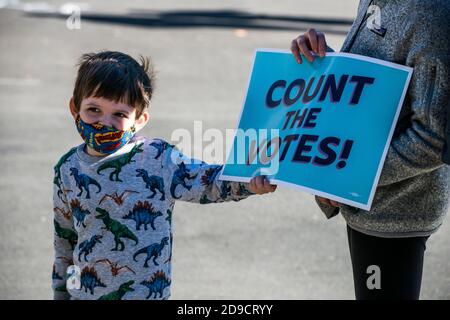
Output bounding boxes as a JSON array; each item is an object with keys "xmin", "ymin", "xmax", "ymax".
[{"xmin": 0, "ymin": 0, "xmax": 449, "ymax": 299}]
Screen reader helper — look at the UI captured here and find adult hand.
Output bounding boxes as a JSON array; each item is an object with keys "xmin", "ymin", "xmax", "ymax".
[
  {"xmin": 290, "ymin": 28, "xmax": 327, "ymax": 63},
  {"xmin": 316, "ymin": 196, "xmax": 340, "ymax": 207}
]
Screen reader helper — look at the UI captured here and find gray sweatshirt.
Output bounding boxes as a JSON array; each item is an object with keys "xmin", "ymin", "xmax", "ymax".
[
  {"xmin": 319, "ymin": 0, "xmax": 450, "ymax": 237},
  {"xmin": 52, "ymin": 135, "xmax": 254, "ymax": 300}
]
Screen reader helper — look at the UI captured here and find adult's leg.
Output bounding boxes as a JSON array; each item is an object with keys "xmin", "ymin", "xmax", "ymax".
[{"xmin": 347, "ymin": 225, "xmax": 429, "ymax": 300}]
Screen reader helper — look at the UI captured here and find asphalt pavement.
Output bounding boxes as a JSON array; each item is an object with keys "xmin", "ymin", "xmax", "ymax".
[{"xmin": 0, "ymin": 0, "xmax": 448, "ymax": 299}]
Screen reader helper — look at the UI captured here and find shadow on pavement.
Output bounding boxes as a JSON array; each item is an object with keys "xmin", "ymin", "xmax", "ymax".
[{"xmin": 26, "ymin": 9, "xmax": 353, "ymax": 34}]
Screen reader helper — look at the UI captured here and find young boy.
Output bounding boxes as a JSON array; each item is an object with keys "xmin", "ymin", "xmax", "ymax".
[{"xmin": 52, "ymin": 51, "xmax": 276, "ymax": 300}]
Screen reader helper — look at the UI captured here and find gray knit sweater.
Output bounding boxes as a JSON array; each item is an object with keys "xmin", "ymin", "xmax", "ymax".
[{"xmin": 319, "ymin": 0, "xmax": 450, "ymax": 237}]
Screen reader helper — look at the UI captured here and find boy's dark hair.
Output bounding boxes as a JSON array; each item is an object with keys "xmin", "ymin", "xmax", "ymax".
[{"xmin": 73, "ymin": 51, "xmax": 155, "ymax": 118}]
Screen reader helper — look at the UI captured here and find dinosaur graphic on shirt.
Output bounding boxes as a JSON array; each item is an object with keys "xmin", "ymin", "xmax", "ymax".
[
  {"xmin": 170, "ymin": 162, "xmax": 198, "ymax": 199},
  {"xmin": 133, "ymin": 237, "xmax": 169, "ymax": 267},
  {"xmin": 96, "ymin": 143, "xmax": 144, "ymax": 182},
  {"xmin": 98, "ymin": 190, "xmax": 139, "ymax": 206},
  {"xmin": 199, "ymin": 194, "xmax": 214, "ymax": 204},
  {"xmin": 135, "ymin": 169, "xmax": 165, "ymax": 200},
  {"xmin": 219, "ymin": 181, "xmax": 232, "ymax": 200},
  {"xmin": 140, "ymin": 270, "xmax": 171, "ymax": 299},
  {"xmin": 70, "ymin": 198, "xmax": 91, "ymax": 228},
  {"xmin": 98, "ymin": 280, "xmax": 135, "ymax": 300},
  {"xmin": 122, "ymin": 200, "xmax": 163, "ymax": 231},
  {"xmin": 95, "ymin": 207, "xmax": 138, "ymax": 251},
  {"xmin": 54, "ymin": 220, "xmax": 78, "ymax": 250},
  {"xmin": 165, "ymin": 208, "xmax": 172, "ymax": 226},
  {"xmin": 54, "ymin": 283, "xmax": 67, "ymax": 293},
  {"xmin": 52, "ymin": 264, "xmax": 63, "ymax": 280},
  {"xmin": 94, "ymin": 259, "xmax": 136, "ymax": 277},
  {"xmin": 149, "ymin": 139, "xmax": 174, "ymax": 160},
  {"xmin": 163, "ymin": 233, "xmax": 173, "ymax": 265},
  {"xmin": 200, "ymin": 166, "xmax": 221, "ymax": 187},
  {"xmin": 53, "ymin": 147, "xmax": 77, "ymax": 202},
  {"xmin": 70, "ymin": 168, "xmax": 101, "ymax": 199},
  {"xmin": 53, "ymin": 147, "xmax": 77, "ymax": 189},
  {"xmin": 236, "ymin": 183, "xmax": 253, "ymax": 197},
  {"xmin": 53, "ymin": 207, "xmax": 72, "ymax": 220},
  {"xmin": 80, "ymin": 266, "xmax": 106, "ymax": 295},
  {"xmin": 78, "ymin": 234, "xmax": 103, "ymax": 262}
]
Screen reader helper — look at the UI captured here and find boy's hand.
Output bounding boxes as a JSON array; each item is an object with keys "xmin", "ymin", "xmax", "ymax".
[
  {"xmin": 248, "ymin": 176, "xmax": 277, "ymax": 195},
  {"xmin": 290, "ymin": 28, "xmax": 327, "ymax": 63},
  {"xmin": 316, "ymin": 196, "xmax": 340, "ymax": 207}
]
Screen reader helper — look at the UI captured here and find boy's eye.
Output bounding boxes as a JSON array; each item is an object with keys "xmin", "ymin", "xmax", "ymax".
[
  {"xmin": 88, "ymin": 107, "xmax": 100, "ymax": 113},
  {"xmin": 115, "ymin": 113, "xmax": 128, "ymax": 118}
]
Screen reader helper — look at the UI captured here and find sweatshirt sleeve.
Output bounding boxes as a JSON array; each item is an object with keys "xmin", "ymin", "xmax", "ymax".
[
  {"xmin": 377, "ymin": 48, "xmax": 450, "ymax": 186},
  {"xmin": 52, "ymin": 170, "xmax": 77, "ymax": 300},
  {"xmin": 443, "ymin": 96, "xmax": 450, "ymax": 163},
  {"xmin": 161, "ymin": 142, "xmax": 255, "ymax": 203}
]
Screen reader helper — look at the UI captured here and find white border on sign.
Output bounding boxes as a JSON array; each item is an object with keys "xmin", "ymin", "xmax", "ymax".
[{"xmin": 218, "ymin": 48, "xmax": 413, "ymax": 211}]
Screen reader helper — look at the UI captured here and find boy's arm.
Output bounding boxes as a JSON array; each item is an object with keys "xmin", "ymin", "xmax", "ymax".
[
  {"xmin": 162, "ymin": 145, "xmax": 260, "ymax": 203},
  {"xmin": 52, "ymin": 173, "xmax": 77, "ymax": 300}
]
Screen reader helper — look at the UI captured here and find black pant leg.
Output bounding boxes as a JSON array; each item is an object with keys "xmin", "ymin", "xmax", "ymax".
[{"xmin": 346, "ymin": 225, "xmax": 429, "ymax": 300}]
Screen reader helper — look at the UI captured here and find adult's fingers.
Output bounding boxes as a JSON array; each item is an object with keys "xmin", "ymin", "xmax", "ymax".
[
  {"xmin": 329, "ymin": 200, "xmax": 340, "ymax": 207},
  {"xmin": 317, "ymin": 196, "xmax": 340, "ymax": 207},
  {"xmin": 297, "ymin": 36, "xmax": 314, "ymax": 62},
  {"xmin": 317, "ymin": 32, "xmax": 327, "ymax": 57},
  {"xmin": 317, "ymin": 196, "xmax": 331, "ymax": 206},
  {"xmin": 307, "ymin": 28, "xmax": 319, "ymax": 53},
  {"xmin": 291, "ymin": 38, "xmax": 303, "ymax": 64}
]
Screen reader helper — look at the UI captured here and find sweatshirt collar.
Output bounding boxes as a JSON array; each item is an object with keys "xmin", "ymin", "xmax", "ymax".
[{"xmin": 76, "ymin": 134, "xmax": 144, "ymax": 165}]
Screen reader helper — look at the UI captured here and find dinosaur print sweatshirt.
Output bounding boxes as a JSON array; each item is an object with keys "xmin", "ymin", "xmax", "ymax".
[{"xmin": 52, "ymin": 134, "xmax": 255, "ymax": 300}]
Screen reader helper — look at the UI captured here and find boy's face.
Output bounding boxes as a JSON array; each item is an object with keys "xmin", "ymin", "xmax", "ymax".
[
  {"xmin": 70, "ymin": 96, "xmax": 149, "ymax": 131},
  {"xmin": 69, "ymin": 96, "xmax": 149, "ymax": 156}
]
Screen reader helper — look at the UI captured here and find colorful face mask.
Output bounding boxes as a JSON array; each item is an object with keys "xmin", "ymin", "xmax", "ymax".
[{"xmin": 75, "ymin": 115, "xmax": 136, "ymax": 155}]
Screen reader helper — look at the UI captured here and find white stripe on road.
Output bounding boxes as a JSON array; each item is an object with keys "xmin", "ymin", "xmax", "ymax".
[
  {"xmin": 0, "ymin": 78, "xmax": 41, "ymax": 86},
  {"xmin": 0, "ymin": 0, "xmax": 89, "ymax": 14}
]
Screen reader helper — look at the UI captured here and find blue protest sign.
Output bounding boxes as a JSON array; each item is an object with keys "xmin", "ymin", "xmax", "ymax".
[{"xmin": 220, "ymin": 49, "xmax": 413, "ymax": 210}]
